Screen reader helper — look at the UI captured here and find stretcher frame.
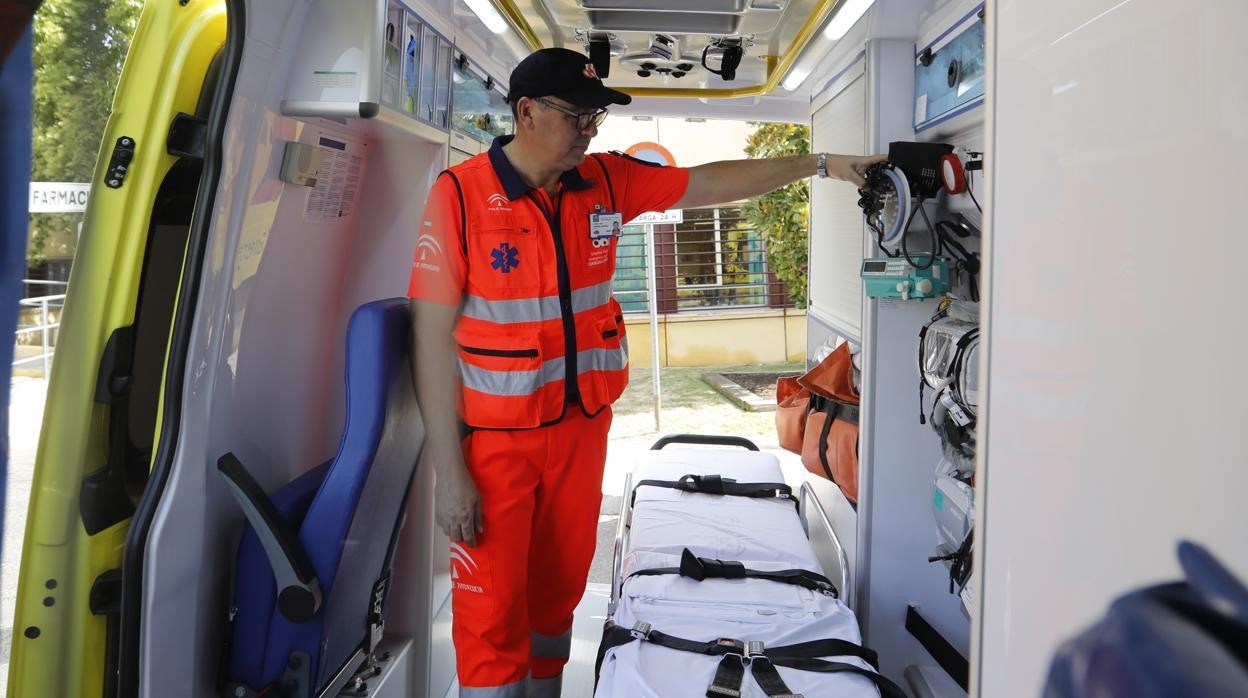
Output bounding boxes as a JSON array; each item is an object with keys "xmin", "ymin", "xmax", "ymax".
[{"xmin": 607, "ymin": 434, "xmax": 853, "ymax": 618}]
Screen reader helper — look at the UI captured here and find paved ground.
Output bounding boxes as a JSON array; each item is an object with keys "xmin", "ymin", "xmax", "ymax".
[
  {"xmin": 2, "ymin": 377, "xmax": 47, "ymax": 693},
  {"xmin": 0, "ymin": 363, "xmax": 802, "ymax": 694}
]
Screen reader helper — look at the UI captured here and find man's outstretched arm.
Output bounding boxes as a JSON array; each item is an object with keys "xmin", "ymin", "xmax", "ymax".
[{"xmin": 674, "ymin": 152, "xmax": 887, "ymax": 210}]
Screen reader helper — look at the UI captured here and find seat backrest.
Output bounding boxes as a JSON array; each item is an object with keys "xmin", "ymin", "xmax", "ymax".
[
  {"xmin": 305, "ymin": 297, "xmax": 424, "ymax": 685},
  {"xmin": 251, "ymin": 297, "xmax": 424, "ymax": 688}
]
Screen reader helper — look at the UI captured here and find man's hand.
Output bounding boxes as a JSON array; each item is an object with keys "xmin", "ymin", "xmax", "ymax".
[
  {"xmin": 432, "ymin": 449, "xmax": 484, "ymax": 546},
  {"xmin": 826, "ymin": 153, "xmax": 889, "ymax": 188}
]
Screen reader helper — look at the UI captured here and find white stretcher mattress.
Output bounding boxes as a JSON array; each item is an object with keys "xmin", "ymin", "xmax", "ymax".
[{"xmin": 596, "ymin": 447, "xmax": 881, "ymax": 698}]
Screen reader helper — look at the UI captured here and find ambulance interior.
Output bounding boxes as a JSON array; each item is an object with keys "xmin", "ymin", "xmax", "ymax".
[{"xmin": 13, "ymin": 0, "xmax": 1248, "ymax": 696}]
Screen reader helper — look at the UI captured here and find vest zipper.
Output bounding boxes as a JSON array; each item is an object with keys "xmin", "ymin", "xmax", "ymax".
[{"xmin": 531, "ymin": 189, "xmax": 580, "ymax": 409}]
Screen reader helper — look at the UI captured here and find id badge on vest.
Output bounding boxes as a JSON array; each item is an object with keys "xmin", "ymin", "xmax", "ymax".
[{"xmin": 589, "ymin": 212, "xmax": 623, "ymax": 241}]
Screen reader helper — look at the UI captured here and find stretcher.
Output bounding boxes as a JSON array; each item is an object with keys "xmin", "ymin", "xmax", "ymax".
[{"xmin": 595, "ymin": 435, "xmax": 905, "ymax": 698}]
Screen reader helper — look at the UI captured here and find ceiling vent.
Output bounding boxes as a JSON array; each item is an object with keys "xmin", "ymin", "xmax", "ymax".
[
  {"xmin": 581, "ymin": 0, "xmax": 749, "ymax": 11},
  {"xmin": 586, "ymin": 10, "xmax": 743, "ymax": 34}
]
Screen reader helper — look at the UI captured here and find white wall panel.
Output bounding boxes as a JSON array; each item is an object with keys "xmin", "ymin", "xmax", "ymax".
[
  {"xmin": 809, "ymin": 68, "xmax": 867, "ymax": 342},
  {"xmin": 977, "ymin": 0, "xmax": 1248, "ymax": 694}
]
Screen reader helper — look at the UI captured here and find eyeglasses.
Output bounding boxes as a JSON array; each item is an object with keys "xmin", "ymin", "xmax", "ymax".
[{"xmin": 534, "ymin": 97, "xmax": 608, "ymax": 131}]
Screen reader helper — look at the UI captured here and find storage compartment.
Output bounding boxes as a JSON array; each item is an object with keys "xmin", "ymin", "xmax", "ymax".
[{"xmin": 914, "ymin": 4, "xmax": 985, "ymax": 133}]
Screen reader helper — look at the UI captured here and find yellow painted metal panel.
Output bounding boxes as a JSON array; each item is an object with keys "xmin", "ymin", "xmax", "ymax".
[{"xmin": 8, "ymin": 2, "xmax": 226, "ymax": 696}]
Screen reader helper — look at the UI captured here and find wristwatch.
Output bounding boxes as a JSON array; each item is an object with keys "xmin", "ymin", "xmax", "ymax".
[{"xmin": 815, "ymin": 152, "xmax": 829, "ymax": 178}]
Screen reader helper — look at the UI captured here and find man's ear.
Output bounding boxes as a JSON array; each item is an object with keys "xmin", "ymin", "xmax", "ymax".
[{"xmin": 517, "ymin": 97, "xmax": 537, "ymax": 130}]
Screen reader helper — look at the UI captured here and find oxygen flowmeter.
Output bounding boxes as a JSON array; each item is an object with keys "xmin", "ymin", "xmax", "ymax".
[{"xmin": 861, "ymin": 256, "xmax": 950, "ymax": 300}]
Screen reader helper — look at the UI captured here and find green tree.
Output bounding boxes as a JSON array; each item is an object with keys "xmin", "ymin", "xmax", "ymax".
[
  {"xmin": 29, "ymin": 0, "xmax": 142, "ymax": 266},
  {"xmin": 742, "ymin": 122, "xmax": 810, "ymax": 307}
]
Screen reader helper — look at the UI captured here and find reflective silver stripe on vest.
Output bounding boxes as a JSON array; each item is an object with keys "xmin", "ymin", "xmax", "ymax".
[
  {"xmin": 461, "ymin": 280, "xmax": 613, "ymax": 324},
  {"xmin": 460, "ymin": 356, "xmax": 566, "ymax": 397},
  {"xmin": 459, "ymin": 346, "xmax": 627, "ymax": 398},
  {"xmin": 577, "ymin": 346, "xmax": 628, "ymax": 374},
  {"xmin": 531, "ymin": 629, "xmax": 572, "ymax": 659},
  {"xmin": 460, "ymin": 679, "xmax": 526, "ymax": 697}
]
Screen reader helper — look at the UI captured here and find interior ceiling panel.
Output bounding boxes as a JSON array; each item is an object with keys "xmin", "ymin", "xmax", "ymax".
[{"xmin": 495, "ymin": 0, "xmax": 838, "ymax": 95}]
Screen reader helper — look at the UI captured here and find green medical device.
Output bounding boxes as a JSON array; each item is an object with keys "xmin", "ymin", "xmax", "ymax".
[{"xmin": 861, "ymin": 256, "xmax": 950, "ymax": 300}]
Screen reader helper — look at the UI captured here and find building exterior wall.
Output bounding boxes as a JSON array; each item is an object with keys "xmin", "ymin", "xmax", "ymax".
[{"xmin": 624, "ymin": 309, "xmax": 806, "ymax": 369}]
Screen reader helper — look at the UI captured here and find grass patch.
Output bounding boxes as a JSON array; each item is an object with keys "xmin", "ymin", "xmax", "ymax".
[{"xmin": 610, "ymin": 362, "xmax": 804, "ymax": 450}]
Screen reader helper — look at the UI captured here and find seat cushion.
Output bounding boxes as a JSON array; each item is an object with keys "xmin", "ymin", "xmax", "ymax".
[{"xmin": 227, "ymin": 460, "xmax": 330, "ymax": 688}]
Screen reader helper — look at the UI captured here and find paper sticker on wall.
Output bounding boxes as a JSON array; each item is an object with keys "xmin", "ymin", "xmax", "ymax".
[{"xmin": 305, "ymin": 134, "xmax": 365, "ymax": 222}]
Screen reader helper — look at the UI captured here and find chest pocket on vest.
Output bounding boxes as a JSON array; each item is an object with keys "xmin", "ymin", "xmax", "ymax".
[{"xmin": 468, "ymin": 219, "xmax": 542, "ymax": 291}]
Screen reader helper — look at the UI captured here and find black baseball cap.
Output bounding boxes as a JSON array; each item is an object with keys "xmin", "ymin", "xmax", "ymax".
[{"xmin": 507, "ymin": 48, "xmax": 632, "ymax": 108}]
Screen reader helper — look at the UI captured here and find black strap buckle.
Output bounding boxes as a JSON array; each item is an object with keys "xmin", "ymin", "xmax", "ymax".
[
  {"xmin": 679, "ymin": 473, "xmax": 733, "ymax": 495},
  {"xmin": 681, "ymin": 548, "xmax": 746, "ymax": 581}
]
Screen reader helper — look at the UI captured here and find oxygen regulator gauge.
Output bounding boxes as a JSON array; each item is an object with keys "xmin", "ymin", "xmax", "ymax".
[{"xmin": 859, "ymin": 164, "xmax": 912, "ymax": 249}]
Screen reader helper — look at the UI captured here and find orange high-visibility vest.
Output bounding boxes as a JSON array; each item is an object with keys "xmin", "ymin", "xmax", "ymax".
[{"xmin": 409, "ymin": 136, "xmax": 689, "ymax": 429}]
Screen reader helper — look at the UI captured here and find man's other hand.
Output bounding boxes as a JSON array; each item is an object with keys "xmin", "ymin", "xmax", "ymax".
[{"xmin": 432, "ymin": 450, "xmax": 484, "ymax": 546}]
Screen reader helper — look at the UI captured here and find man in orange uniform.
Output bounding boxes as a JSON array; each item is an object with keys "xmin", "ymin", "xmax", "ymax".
[{"xmin": 408, "ymin": 47, "xmax": 883, "ymax": 697}]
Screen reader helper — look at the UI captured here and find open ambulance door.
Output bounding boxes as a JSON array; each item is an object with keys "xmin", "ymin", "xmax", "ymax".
[{"xmin": 8, "ymin": 1, "xmax": 238, "ymax": 696}]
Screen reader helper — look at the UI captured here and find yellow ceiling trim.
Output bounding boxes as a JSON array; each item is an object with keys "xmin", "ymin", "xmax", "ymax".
[
  {"xmin": 497, "ymin": 0, "xmax": 543, "ymax": 52},
  {"xmin": 489, "ymin": 0, "xmax": 844, "ymax": 99}
]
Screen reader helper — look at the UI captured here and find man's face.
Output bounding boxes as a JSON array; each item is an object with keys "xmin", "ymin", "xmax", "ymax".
[{"xmin": 524, "ymin": 96, "xmax": 603, "ymax": 171}]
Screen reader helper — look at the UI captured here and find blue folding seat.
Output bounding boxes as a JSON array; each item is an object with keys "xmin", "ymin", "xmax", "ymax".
[{"xmin": 217, "ymin": 298, "xmax": 424, "ymax": 697}]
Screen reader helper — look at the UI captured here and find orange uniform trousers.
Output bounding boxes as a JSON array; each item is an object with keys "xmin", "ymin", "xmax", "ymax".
[{"xmin": 451, "ymin": 407, "xmax": 611, "ymax": 690}]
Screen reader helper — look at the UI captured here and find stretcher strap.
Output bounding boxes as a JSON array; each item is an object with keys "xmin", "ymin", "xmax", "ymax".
[
  {"xmin": 631, "ymin": 474, "xmax": 796, "ymax": 508},
  {"xmin": 709, "ymin": 648, "xmax": 747, "ymax": 697},
  {"xmin": 596, "ymin": 623, "xmax": 907, "ymax": 698},
  {"xmin": 748, "ymin": 655, "xmax": 802, "ymax": 698},
  {"xmin": 708, "ymin": 649, "xmax": 804, "ymax": 698},
  {"xmin": 628, "ymin": 548, "xmax": 838, "ymax": 597}
]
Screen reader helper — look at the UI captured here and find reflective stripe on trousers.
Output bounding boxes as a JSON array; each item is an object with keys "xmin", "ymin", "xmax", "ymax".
[
  {"xmin": 460, "ymin": 680, "xmax": 526, "ymax": 698},
  {"xmin": 458, "ymin": 674, "xmax": 561, "ymax": 698}
]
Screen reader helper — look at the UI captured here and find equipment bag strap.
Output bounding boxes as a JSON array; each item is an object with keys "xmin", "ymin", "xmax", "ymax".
[
  {"xmin": 627, "ymin": 548, "xmax": 838, "ymax": 597},
  {"xmin": 631, "ymin": 473, "xmax": 796, "ymax": 508},
  {"xmin": 596, "ymin": 623, "xmax": 906, "ymax": 698},
  {"xmin": 816, "ymin": 400, "xmax": 839, "ymax": 483}
]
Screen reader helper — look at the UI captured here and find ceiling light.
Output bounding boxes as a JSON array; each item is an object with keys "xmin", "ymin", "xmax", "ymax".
[
  {"xmin": 823, "ymin": 0, "xmax": 874, "ymax": 40},
  {"xmin": 782, "ymin": 66, "xmax": 812, "ymax": 91},
  {"xmin": 464, "ymin": 0, "xmax": 508, "ymax": 34}
]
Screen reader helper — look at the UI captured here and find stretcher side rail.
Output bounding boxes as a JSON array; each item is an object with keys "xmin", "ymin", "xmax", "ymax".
[
  {"xmin": 609, "ymin": 471, "xmax": 633, "ymax": 616},
  {"xmin": 799, "ymin": 481, "xmax": 852, "ymax": 608}
]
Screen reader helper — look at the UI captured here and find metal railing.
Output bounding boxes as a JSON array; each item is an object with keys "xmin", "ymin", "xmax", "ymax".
[
  {"xmin": 612, "ymin": 206, "xmax": 788, "ymax": 314},
  {"xmin": 13, "ymin": 279, "xmax": 68, "ymax": 377}
]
